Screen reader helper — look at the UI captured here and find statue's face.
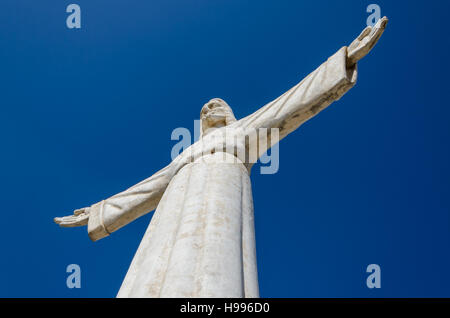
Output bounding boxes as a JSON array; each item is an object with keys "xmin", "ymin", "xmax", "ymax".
[{"xmin": 201, "ymin": 98, "xmax": 231, "ymax": 131}]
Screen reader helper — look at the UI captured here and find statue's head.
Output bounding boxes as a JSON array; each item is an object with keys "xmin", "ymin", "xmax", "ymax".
[{"xmin": 200, "ymin": 98, "xmax": 237, "ymax": 135}]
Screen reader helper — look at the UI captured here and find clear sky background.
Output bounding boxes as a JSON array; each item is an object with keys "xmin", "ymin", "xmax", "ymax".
[{"xmin": 1, "ymin": 0, "xmax": 449, "ymax": 297}]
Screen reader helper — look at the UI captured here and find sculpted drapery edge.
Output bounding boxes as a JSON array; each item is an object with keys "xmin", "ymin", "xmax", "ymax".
[{"xmin": 86, "ymin": 46, "xmax": 358, "ymax": 242}]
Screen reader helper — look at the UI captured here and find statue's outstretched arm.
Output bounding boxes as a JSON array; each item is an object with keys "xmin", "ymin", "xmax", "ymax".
[
  {"xmin": 239, "ymin": 17, "xmax": 388, "ymax": 142},
  {"xmin": 54, "ymin": 163, "xmax": 175, "ymax": 241}
]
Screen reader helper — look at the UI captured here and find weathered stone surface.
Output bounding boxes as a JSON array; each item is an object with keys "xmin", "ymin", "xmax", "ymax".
[{"xmin": 54, "ymin": 17, "xmax": 388, "ymax": 298}]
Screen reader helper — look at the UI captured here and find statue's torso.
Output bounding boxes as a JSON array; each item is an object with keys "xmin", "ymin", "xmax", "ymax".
[
  {"xmin": 117, "ymin": 152, "xmax": 259, "ymax": 297},
  {"xmin": 175, "ymin": 125, "xmax": 258, "ymax": 173}
]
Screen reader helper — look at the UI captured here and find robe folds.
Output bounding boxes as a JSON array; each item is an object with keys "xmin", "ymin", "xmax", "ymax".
[
  {"xmin": 117, "ymin": 152, "xmax": 258, "ymax": 297},
  {"xmin": 85, "ymin": 47, "xmax": 357, "ymax": 297}
]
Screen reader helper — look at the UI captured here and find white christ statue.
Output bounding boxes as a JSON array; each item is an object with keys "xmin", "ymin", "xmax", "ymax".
[{"xmin": 55, "ymin": 18, "xmax": 388, "ymax": 298}]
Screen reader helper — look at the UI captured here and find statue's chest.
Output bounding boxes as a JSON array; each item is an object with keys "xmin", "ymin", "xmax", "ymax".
[{"xmin": 191, "ymin": 130, "xmax": 248, "ymax": 163}]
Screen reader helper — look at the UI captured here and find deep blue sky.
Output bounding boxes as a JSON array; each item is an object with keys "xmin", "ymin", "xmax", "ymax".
[{"xmin": 1, "ymin": 0, "xmax": 449, "ymax": 297}]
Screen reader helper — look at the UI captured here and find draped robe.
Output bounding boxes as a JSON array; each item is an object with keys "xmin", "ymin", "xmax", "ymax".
[{"xmin": 86, "ymin": 47, "xmax": 357, "ymax": 297}]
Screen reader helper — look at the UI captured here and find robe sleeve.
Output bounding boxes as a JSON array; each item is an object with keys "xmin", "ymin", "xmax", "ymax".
[
  {"xmin": 238, "ymin": 46, "xmax": 358, "ymax": 141},
  {"xmin": 87, "ymin": 164, "xmax": 174, "ymax": 241}
]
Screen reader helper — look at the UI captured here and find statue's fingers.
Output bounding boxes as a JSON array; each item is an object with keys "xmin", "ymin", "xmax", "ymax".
[
  {"xmin": 366, "ymin": 25, "xmax": 387, "ymax": 53},
  {"xmin": 59, "ymin": 221, "xmax": 81, "ymax": 227},
  {"xmin": 348, "ymin": 39, "xmax": 360, "ymax": 52},
  {"xmin": 54, "ymin": 217, "xmax": 63, "ymax": 224},
  {"xmin": 57, "ymin": 216, "xmax": 88, "ymax": 227},
  {"xmin": 54, "ymin": 215, "xmax": 75, "ymax": 223},
  {"xmin": 54, "ymin": 214, "xmax": 87, "ymax": 227},
  {"xmin": 351, "ymin": 17, "xmax": 388, "ymax": 62},
  {"xmin": 349, "ymin": 27, "xmax": 369, "ymax": 51},
  {"xmin": 54, "ymin": 216, "xmax": 73, "ymax": 226},
  {"xmin": 369, "ymin": 17, "xmax": 388, "ymax": 41},
  {"xmin": 357, "ymin": 26, "xmax": 372, "ymax": 41},
  {"xmin": 74, "ymin": 207, "xmax": 91, "ymax": 216},
  {"xmin": 74, "ymin": 208, "xmax": 85, "ymax": 216},
  {"xmin": 374, "ymin": 16, "xmax": 388, "ymax": 30},
  {"xmin": 71, "ymin": 215, "xmax": 89, "ymax": 227}
]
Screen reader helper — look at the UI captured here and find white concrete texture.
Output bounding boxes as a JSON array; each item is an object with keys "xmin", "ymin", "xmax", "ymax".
[
  {"xmin": 54, "ymin": 18, "xmax": 388, "ymax": 298},
  {"xmin": 117, "ymin": 152, "xmax": 258, "ymax": 297}
]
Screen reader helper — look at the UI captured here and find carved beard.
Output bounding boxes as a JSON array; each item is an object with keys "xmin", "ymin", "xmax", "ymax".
[{"xmin": 201, "ymin": 114, "xmax": 227, "ymax": 135}]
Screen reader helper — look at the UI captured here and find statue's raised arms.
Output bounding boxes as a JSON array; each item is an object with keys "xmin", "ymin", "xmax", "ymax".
[{"xmin": 55, "ymin": 17, "xmax": 388, "ymax": 298}]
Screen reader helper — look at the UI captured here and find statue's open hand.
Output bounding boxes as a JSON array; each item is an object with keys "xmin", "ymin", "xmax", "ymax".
[
  {"xmin": 347, "ymin": 16, "xmax": 388, "ymax": 66},
  {"xmin": 54, "ymin": 207, "xmax": 90, "ymax": 227}
]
